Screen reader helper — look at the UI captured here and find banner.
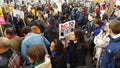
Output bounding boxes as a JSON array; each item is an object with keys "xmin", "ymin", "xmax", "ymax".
[{"xmin": 59, "ymin": 20, "xmax": 75, "ymax": 39}]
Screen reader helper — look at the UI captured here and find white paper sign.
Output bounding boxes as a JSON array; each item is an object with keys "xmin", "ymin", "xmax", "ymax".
[
  {"xmin": 59, "ymin": 20, "xmax": 75, "ymax": 39},
  {"xmin": 20, "ymin": 11, "xmax": 24, "ymax": 19},
  {"xmin": 116, "ymin": 0, "xmax": 120, "ymax": 6},
  {"xmin": 56, "ymin": 3, "xmax": 62, "ymax": 12},
  {"xmin": 13, "ymin": 9, "xmax": 20, "ymax": 18}
]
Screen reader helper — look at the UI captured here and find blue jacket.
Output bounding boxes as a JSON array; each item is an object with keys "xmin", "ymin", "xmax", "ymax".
[
  {"xmin": 21, "ymin": 33, "xmax": 50, "ymax": 60},
  {"xmin": 101, "ymin": 36, "xmax": 120, "ymax": 68},
  {"xmin": 94, "ymin": 27, "xmax": 102, "ymax": 37}
]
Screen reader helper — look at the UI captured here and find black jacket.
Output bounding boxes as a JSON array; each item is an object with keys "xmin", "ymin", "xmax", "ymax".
[
  {"xmin": 69, "ymin": 42, "xmax": 87, "ymax": 68},
  {"xmin": 51, "ymin": 53, "xmax": 67, "ymax": 68}
]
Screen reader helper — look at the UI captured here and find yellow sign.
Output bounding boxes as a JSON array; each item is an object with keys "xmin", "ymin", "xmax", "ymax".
[
  {"xmin": 100, "ymin": 0, "xmax": 104, "ymax": 2},
  {"xmin": 0, "ymin": 7, "xmax": 3, "ymax": 16}
]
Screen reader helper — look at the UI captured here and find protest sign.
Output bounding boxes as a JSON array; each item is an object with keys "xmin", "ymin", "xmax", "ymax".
[
  {"xmin": 59, "ymin": 20, "xmax": 75, "ymax": 39},
  {"xmin": 0, "ymin": 16, "xmax": 5, "ymax": 25},
  {"xmin": 20, "ymin": 11, "xmax": 24, "ymax": 19},
  {"xmin": 0, "ymin": 7, "xmax": 5, "ymax": 25},
  {"xmin": 13, "ymin": 9, "xmax": 20, "ymax": 18},
  {"xmin": 0, "ymin": 7, "xmax": 5, "ymax": 36},
  {"xmin": 116, "ymin": 0, "xmax": 120, "ymax": 6},
  {"xmin": 56, "ymin": 3, "xmax": 62, "ymax": 12}
]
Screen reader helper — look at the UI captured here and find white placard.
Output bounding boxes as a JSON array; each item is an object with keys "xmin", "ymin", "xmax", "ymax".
[
  {"xmin": 20, "ymin": 11, "xmax": 24, "ymax": 19},
  {"xmin": 56, "ymin": 3, "xmax": 62, "ymax": 12},
  {"xmin": 13, "ymin": 9, "xmax": 20, "ymax": 17},
  {"xmin": 59, "ymin": 20, "xmax": 75, "ymax": 39},
  {"xmin": 116, "ymin": 0, "xmax": 120, "ymax": 6}
]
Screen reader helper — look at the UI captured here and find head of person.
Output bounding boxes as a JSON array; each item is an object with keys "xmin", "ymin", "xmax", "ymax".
[
  {"xmin": 50, "ymin": 39, "xmax": 65, "ymax": 54},
  {"xmin": 95, "ymin": 13, "xmax": 101, "ymax": 19},
  {"xmin": 22, "ymin": 26, "xmax": 31, "ymax": 36},
  {"xmin": 47, "ymin": 17, "xmax": 55, "ymax": 26},
  {"xmin": 88, "ymin": 13, "xmax": 95, "ymax": 21},
  {"xmin": 31, "ymin": 26, "xmax": 41, "ymax": 34},
  {"xmin": 102, "ymin": 13, "xmax": 108, "ymax": 21},
  {"xmin": 114, "ymin": 10, "xmax": 120, "ymax": 17},
  {"xmin": 26, "ymin": 44, "xmax": 46, "ymax": 63},
  {"xmin": 4, "ymin": 28, "xmax": 15, "ymax": 38},
  {"xmin": 70, "ymin": 29, "xmax": 85, "ymax": 43},
  {"xmin": 108, "ymin": 20, "xmax": 120, "ymax": 37},
  {"xmin": 94, "ymin": 19, "xmax": 103, "ymax": 28},
  {"xmin": 0, "ymin": 37, "xmax": 10, "ymax": 51},
  {"xmin": 104, "ymin": 23, "xmax": 109, "ymax": 33},
  {"xmin": 27, "ymin": 15, "xmax": 33, "ymax": 22}
]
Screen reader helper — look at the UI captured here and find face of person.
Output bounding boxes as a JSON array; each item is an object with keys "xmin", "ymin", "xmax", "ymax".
[
  {"xmin": 104, "ymin": 23, "xmax": 109, "ymax": 33},
  {"xmin": 69, "ymin": 32, "xmax": 77, "ymax": 41},
  {"xmin": 50, "ymin": 42, "xmax": 56, "ymax": 52}
]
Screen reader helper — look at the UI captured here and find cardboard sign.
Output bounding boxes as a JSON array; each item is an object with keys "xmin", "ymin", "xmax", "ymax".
[{"xmin": 59, "ymin": 20, "xmax": 75, "ymax": 39}]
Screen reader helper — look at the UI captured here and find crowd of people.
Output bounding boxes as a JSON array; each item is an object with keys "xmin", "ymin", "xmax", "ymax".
[{"xmin": 0, "ymin": 0, "xmax": 120, "ymax": 68}]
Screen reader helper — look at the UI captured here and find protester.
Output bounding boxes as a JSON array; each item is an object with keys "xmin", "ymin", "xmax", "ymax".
[
  {"xmin": 67, "ymin": 29, "xmax": 88, "ymax": 68},
  {"xmin": 0, "ymin": 37, "xmax": 23, "ymax": 68},
  {"xmin": 50, "ymin": 39, "xmax": 67, "ymax": 68},
  {"xmin": 94, "ymin": 23, "xmax": 110, "ymax": 67},
  {"xmin": 4, "ymin": 27, "xmax": 21, "ymax": 52},
  {"xmin": 21, "ymin": 27, "xmax": 50, "ymax": 61},
  {"xmin": 102, "ymin": 20, "xmax": 120, "ymax": 68},
  {"xmin": 27, "ymin": 44, "xmax": 51, "ymax": 68}
]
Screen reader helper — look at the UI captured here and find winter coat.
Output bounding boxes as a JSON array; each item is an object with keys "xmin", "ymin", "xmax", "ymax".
[
  {"xmin": 69, "ymin": 42, "xmax": 87, "ymax": 68},
  {"xmin": 102, "ymin": 34, "xmax": 120, "ymax": 68}
]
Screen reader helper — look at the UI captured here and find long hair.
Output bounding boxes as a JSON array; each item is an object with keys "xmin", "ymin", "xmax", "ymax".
[
  {"xmin": 74, "ymin": 29, "xmax": 88, "ymax": 51},
  {"xmin": 52, "ymin": 39, "xmax": 65, "ymax": 54}
]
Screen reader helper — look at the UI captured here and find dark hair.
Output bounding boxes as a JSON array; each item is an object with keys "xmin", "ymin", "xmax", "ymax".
[
  {"xmin": 22, "ymin": 26, "xmax": 31, "ymax": 35},
  {"xmin": 109, "ymin": 20, "xmax": 120, "ymax": 34},
  {"xmin": 26, "ymin": 44, "xmax": 46, "ymax": 63},
  {"xmin": 88, "ymin": 13, "xmax": 95, "ymax": 18},
  {"xmin": 102, "ymin": 13, "xmax": 108, "ymax": 21},
  {"xmin": 115, "ymin": 49, "xmax": 120, "ymax": 68},
  {"xmin": 95, "ymin": 13, "xmax": 101, "ymax": 19},
  {"xmin": 47, "ymin": 17, "xmax": 55, "ymax": 26},
  {"xmin": 74, "ymin": 29, "xmax": 88, "ymax": 50},
  {"xmin": 94, "ymin": 19, "xmax": 104, "ymax": 27},
  {"xmin": 27, "ymin": 14, "xmax": 33, "ymax": 19},
  {"xmin": 5, "ymin": 28, "xmax": 15, "ymax": 35},
  {"xmin": 52, "ymin": 39, "xmax": 65, "ymax": 54}
]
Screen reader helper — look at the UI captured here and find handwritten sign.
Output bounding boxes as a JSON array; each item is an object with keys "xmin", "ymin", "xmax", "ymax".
[{"xmin": 59, "ymin": 20, "xmax": 75, "ymax": 39}]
